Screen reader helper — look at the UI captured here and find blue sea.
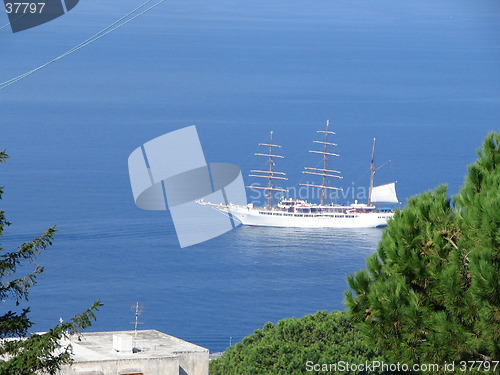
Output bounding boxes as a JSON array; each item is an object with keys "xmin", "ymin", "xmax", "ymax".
[{"xmin": 1, "ymin": 0, "xmax": 499, "ymax": 352}]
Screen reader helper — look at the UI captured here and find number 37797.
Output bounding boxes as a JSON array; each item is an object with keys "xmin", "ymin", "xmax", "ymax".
[{"xmin": 5, "ymin": 2, "xmax": 47, "ymax": 14}]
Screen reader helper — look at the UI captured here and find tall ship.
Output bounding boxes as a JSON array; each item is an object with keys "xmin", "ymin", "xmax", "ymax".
[{"xmin": 198, "ymin": 121, "xmax": 399, "ymax": 228}]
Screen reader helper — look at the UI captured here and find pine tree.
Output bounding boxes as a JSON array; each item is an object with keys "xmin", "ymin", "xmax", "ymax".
[
  {"xmin": 454, "ymin": 132, "xmax": 500, "ymax": 360},
  {"xmin": 345, "ymin": 132, "xmax": 500, "ymax": 367},
  {"xmin": 210, "ymin": 311, "xmax": 391, "ymax": 375},
  {"xmin": 0, "ymin": 150, "xmax": 102, "ymax": 374}
]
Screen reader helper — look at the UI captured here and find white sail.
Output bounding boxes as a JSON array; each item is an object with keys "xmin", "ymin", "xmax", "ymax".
[{"xmin": 370, "ymin": 182, "xmax": 399, "ymax": 203}]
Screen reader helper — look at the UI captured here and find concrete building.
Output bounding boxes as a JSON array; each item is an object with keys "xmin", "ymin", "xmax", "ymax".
[{"xmin": 57, "ymin": 329, "xmax": 209, "ymax": 375}]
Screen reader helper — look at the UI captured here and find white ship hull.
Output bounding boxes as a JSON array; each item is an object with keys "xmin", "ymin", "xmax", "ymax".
[{"xmin": 223, "ymin": 205, "xmax": 392, "ymax": 228}]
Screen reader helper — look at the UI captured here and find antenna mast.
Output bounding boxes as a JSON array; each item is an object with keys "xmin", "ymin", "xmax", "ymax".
[{"xmin": 131, "ymin": 302, "xmax": 144, "ymax": 352}]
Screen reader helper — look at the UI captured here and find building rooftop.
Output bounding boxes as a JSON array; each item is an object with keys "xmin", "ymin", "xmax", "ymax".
[{"xmin": 62, "ymin": 329, "xmax": 208, "ymax": 362}]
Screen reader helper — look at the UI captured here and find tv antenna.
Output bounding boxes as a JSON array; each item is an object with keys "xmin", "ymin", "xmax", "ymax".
[{"xmin": 130, "ymin": 302, "xmax": 144, "ymax": 352}]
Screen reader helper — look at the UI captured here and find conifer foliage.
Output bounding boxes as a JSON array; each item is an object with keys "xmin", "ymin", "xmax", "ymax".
[
  {"xmin": 0, "ymin": 150, "xmax": 102, "ymax": 375},
  {"xmin": 210, "ymin": 311, "xmax": 389, "ymax": 375},
  {"xmin": 346, "ymin": 132, "xmax": 500, "ymax": 365}
]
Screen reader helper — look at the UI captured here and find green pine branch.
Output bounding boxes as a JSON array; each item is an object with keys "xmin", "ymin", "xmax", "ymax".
[{"xmin": 0, "ymin": 150, "xmax": 102, "ymax": 374}]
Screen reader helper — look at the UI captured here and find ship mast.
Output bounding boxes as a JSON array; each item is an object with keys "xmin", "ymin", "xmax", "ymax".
[
  {"xmin": 368, "ymin": 137, "xmax": 393, "ymax": 206},
  {"xmin": 247, "ymin": 131, "xmax": 287, "ymax": 208},
  {"xmin": 300, "ymin": 120, "xmax": 343, "ymax": 205},
  {"xmin": 368, "ymin": 138, "xmax": 376, "ymax": 206}
]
